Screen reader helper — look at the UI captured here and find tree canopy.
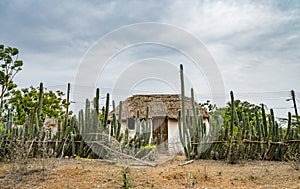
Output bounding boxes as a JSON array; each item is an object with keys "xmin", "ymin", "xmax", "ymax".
[
  {"xmin": 7, "ymin": 85, "xmax": 70, "ymax": 125},
  {"xmin": 0, "ymin": 44, "xmax": 23, "ymax": 108}
]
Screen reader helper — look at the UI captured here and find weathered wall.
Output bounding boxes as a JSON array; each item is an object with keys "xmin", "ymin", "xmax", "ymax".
[
  {"xmin": 167, "ymin": 119, "xmax": 183, "ymax": 155},
  {"xmin": 113, "ymin": 117, "xmax": 211, "ymax": 155}
]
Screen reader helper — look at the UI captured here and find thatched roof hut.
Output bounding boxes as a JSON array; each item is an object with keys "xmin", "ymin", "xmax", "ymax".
[{"xmin": 111, "ymin": 94, "xmax": 209, "ymax": 120}]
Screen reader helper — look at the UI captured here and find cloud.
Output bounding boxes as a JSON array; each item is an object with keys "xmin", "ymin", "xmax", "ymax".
[
  {"xmin": 0, "ymin": 0, "xmax": 299, "ymax": 116},
  {"xmin": 1, "ymin": 1, "xmax": 167, "ymax": 88},
  {"xmin": 161, "ymin": 1, "xmax": 300, "ymax": 94}
]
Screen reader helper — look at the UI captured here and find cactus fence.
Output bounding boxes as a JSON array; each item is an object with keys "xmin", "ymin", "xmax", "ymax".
[
  {"xmin": 0, "ymin": 89, "xmax": 155, "ymax": 163},
  {"xmin": 178, "ymin": 64, "xmax": 300, "ymax": 163},
  {"xmin": 0, "ymin": 65, "xmax": 299, "ymax": 163}
]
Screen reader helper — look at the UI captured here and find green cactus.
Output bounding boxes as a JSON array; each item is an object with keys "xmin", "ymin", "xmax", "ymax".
[
  {"xmin": 85, "ymin": 99, "xmax": 91, "ymax": 134},
  {"xmin": 6, "ymin": 109, "xmax": 12, "ymax": 136},
  {"xmin": 270, "ymin": 108, "xmax": 276, "ymax": 141},
  {"xmin": 178, "ymin": 110, "xmax": 189, "ymax": 159},
  {"xmin": 95, "ymin": 88, "xmax": 100, "ymax": 114},
  {"xmin": 117, "ymin": 101, "xmax": 122, "ymax": 140},
  {"xmin": 57, "ymin": 117, "xmax": 61, "ymax": 140},
  {"xmin": 255, "ymin": 110, "xmax": 261, "ymax": 141},
  {"xmin": 179, "ymin": 64, "xmax": 191, "ymax": 160},
  {"xmin": 261, "ymin": 104, "xmax": 268, "ymax": 141},
  {"xmin": 79, "ymin": 137, "xmax": 85, "ymax": 157},
  {"xmin": 124, "ymin": 128, "xmax": 129, "ymax": 146},
  {"xmin": 112, "ymin": 113, "xmax": 117, "ymax": 137},
  {"xmin": 71, "ymin": 131, "xmax": 76, "ymax": 155},
  {"xmin": 37, "ymin": 82, "xmax": 43, "ymax": 123},
  {"xmin": 135, "ymin": 110, "xmax": 140, "ymax": 137},
  {"xmin": 191, "ymin": 89, "xmax": 198, "ymax": 143},
  {"xmin": 191, "ymin": 88, "xmax": 204, "ymax": 158},
  {"xmin": 241, "ymin": 112, "xmax": 246, "ymax": 139},
  {"xmin": 78, "ymin": 110, "xmax": 84, "ymax": 135},
  {"xmin": 109, "ymin": 100, "xmax": 123, "ymax": 141},
  {"xmin": 245, "ymin": 114, "xmax": 251, "ymax": 140},
  {"xmin": 112, "ymin": 100, "xmax": 116, "ymax": 112},
  {"xmin": 92, "ymin": 109, "xmax": 99, "ymax": 141},
  {"xmin": 24, "ymin": 117, "xmax": 29, "ymax": 140},
  {"xmin": 103, "ymin": 93, "xmax": 110, "ymax": 129},
  {"xmin": 198, "ymin": 115, "xmax": 204, "ymax": 139},
  {"xmin": 224, "ymin": 120, "xmax": 229, "ymax": 141},
  {"xmin": 35, "ymin": 112, "xmax": 39, "ymax": 133},
  {"xmin": 227, "ymin": 91, "xmax": 240, "ymax": 164},
  {"xmin": 285, "ymin": 112, "xmax": 292, "ymax": 141},
  {"xmin": 133, "ymin": 110, "xmax": 141, "ymax": 150},
  {"xmin": 230, "ymin": 91, "xmax": 235, "ymax": 139},
  {"xmin": 139, "ymin": 107, "xmax": 151, "ymax": 146}
]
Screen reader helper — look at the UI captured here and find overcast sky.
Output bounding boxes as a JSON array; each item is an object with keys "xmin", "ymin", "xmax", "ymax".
[{"xmin": 1, "ymin": 0, "xmax": 299, "ymax": 117}]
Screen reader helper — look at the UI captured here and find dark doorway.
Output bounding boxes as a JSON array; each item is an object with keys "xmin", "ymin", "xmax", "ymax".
[
  {"xmin": 127, "ymin": 117, "xmax": 135, "ymax": 130},
  {"xmin": 152, "ymin": 116, "xmax": 168, "ymax": 146}
]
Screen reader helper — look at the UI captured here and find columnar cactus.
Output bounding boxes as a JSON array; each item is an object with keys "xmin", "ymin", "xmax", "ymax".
[
  {"xmin": 261, "ymin": 104, "xmax": 268, "ymax": 141},
  {"xmin": 37, "ymin": 82, "xmax": 43, "ymax": 122},
  {"xmin": 103, "ymin": 93, "xmax": 109, "ymax": 129},
  {"xmin": 255, "ymin": 110, "xmax": 261, "ymax": 141},
  {"xmin": 285, "ymin": 112, "xmax": 292, "ymax": 140},
  {"xmin": 178, "ymin": 64, "xmax": 191, "ymax": 160},
  {"xmin": 230, "ymin": 91, "xmax": 235, "ymax": 139},
  {"xmin": 95, "ymin": 88, "xmax": 100, "ymax": 114}
]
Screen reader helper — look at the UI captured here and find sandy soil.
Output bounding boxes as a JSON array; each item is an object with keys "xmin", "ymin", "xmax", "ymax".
[{"xmin": 0, "ymin": 155, "xmax": 299, "ymax": 189}]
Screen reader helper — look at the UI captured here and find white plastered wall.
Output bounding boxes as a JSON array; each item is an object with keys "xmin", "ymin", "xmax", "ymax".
[
  {"xmin": 167, "ymin": 118, "xmax": 210, "ymax": 155},
  {"xmin": 167, "ymin": 119, "xmax": 183, "ymax": 155}
]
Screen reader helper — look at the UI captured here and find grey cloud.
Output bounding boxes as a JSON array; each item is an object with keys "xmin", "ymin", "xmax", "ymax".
[{"xmin": 1, "ymin": 0, "xmax": 299, "ymax": 117}]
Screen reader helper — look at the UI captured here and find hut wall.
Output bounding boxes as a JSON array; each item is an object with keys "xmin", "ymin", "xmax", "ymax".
[{"xmin": 167, "ymin": 119, "xmax": 184, "ymax": 155}]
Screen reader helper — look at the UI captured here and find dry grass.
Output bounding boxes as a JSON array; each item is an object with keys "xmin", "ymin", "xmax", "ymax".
[{"xmin": 1, "ymin": 155, "xmax": 299, "ymax": 189}]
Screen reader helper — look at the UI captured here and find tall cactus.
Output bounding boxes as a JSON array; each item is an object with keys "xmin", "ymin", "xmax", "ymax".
[
  {"xmin": 85, "ymin": 99, "xmax": 91, "ymax": 135},
  {"xmin": 111, "ymin": 113, "xmax": 115, "ymax": 137},
  {"xmin": 103, "ymin": 93, "xmax": 109, "ymax": 129},
  {"xmin": 261, "ymin": 104, "xmax": 268, "ymax": 141},
  {"xmin": 78, "ymin": 110, "xmax": 84, "ymax": 135},
  {"xmin": 285, "ymin": 112, "xmax": 292, "ymax": 141},
  {"xmin": 95, "ymin": 88, "xmax": 100, "ymax": 114},
  {"xmin": 23, "ymin": 116, "xmax": 29, "ymax": 140},
  {"xmin": 133, "ymin": 111, "xmax": 141, "ymax": 149},
  {"xmin": 6, "ymin": 109, "xmax": 12, "ymax": 136},
  {"xmin": 241, "ymin": 112, "xmax": 246, "ymax": 139},
  {"xmin": 57, "ymin": 117, "xmax": 61, "ymax": 140},
  {"xmin": 37, "ymin": 82, "xmax": 43, "ymax": 123},
  {"xmin": 270, "ymin": 108, "xmax": 276, "ymax": 141},
  {"xmin": 178, "ymin": 111, "xmax": 189, "ymax": 159},
  {"xmin": 230, "ymin": 91, "xmax": 235, "ymax": 139},
  {"xmin": 255, "ymin": 110, "xmax": 261, "ymax": 141},
  {"xmin": 143, "ymin": 107, "xmax": 151, "ymax": 146},
  {"xmin": 111, "ymin": 100, "xmax": 117, "ymax": 138},
  {"xmin": 124, "ymin": 128, "xmax": 129, "ymax": 146},
  {"xmin": 227, "ymin": 91, "xmax": 239, "ymax": 164},
  {"xmin": 117, "ymin": 101, "xmax": 122, "ymax": 140},
  {"xmin": 178, "ymin": 64, "xmax": 191, "ymax": 160},
  {"xmin": 191, "ymin": 88, "xmax": 199, "ymax": 156},
  {"xmin": 109, "ymin": 100, "xmax": 122, "ymax": 141}
]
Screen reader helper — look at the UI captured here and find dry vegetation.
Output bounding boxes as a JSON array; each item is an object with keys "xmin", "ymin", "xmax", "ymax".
[{"xmin": 0, "ymin": 155, "xmax": 299, "ymax": 189}]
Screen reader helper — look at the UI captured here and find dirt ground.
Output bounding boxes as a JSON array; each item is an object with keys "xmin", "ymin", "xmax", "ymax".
[{"xmin": 0, "ymin": 155, "xmax": 299, "ymax": 189}]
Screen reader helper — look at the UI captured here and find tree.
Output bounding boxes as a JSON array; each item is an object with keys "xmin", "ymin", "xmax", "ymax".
[
  {"xmin": 200, "ymin": 99, "xmax": 262, "ymax": 125},
  {"xmin": 7, "ymin": 85, "xmax": 71, "ymax": 125},
  {"xmin": 224, "ymin": 100, "xmax": 261, "ymax": 124},
  {"xmin": 0, "ymin": 44, "xmax": 23, "ymax": 108},
  {"xmin": 199, "ymin": 100, "xmax": 217, "ymax": 114}
]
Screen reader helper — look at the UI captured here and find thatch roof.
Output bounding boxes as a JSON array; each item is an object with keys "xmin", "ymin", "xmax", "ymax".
[{"xmin": 111, "ymin": 94, "xmax": 209, "ymax": 120}]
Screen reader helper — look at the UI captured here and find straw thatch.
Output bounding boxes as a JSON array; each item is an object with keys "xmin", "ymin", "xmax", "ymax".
[{"xmin": 111, "ymin": 94, "xmax": 209, "ymax": 120}]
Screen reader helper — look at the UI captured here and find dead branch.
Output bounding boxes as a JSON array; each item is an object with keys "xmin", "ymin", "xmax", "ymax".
[{"xmin": 179, "ymin": 160, "xmax": 194, "ymax": 166}]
